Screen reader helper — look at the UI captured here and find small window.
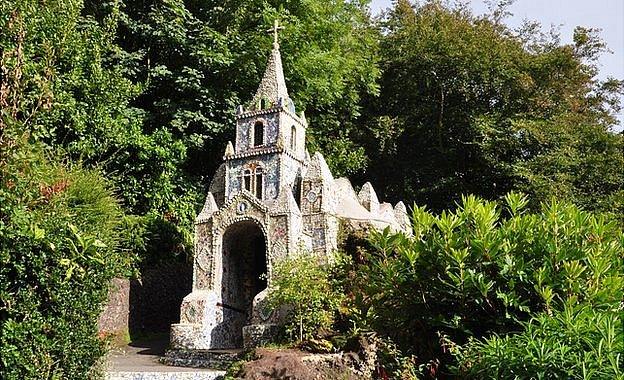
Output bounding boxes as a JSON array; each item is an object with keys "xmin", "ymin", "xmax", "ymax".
[
  {"xmin": 243, "ymin": 169, "xmax": 252, "ymax": 192},
  {"xmin": 290, "ymin": 125, "xmax": 297, "ymax": 151},
  {"xmin": 260, "ymin": 98, "xmax": 268, "ymax": 110},
  {"xmin": 255, "ymin": 167, "xmax": 264, "ymax": 199},
  {"xmin": 253, "ymin": 121, "xmax": 264, "ymax": 147}
]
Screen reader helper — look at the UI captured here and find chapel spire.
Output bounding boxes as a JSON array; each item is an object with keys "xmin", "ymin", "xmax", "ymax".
[{"xmin": 250, "ymin": 20, "xmax": 291, "ymax": 111}]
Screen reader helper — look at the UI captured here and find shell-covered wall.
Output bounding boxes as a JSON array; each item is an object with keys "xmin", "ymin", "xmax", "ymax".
[
  {"xmin": 235, "ymin": 113, "xmax": 279, "ymax": 151},
  {"xmin": 226, "ymin": 155, "xmax": 281, "ymax": 202},
  {"xmin": 277, "ymin": 110, "xmax": 307, "ymax": 160}
]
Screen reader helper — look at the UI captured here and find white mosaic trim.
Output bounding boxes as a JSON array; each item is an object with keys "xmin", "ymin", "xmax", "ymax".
[{"xmin": 105, "ymin": 371, "xmax": 225, "ymax": 380}]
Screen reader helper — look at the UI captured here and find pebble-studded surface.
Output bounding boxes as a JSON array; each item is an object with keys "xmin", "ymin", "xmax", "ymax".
[
  {"xmin": 105, "ymin": 339, "xmax": 226, "ymax": 380},
  {"xmin": 106, "ymin": 371, "xmax": 225, "ymax": 380}
]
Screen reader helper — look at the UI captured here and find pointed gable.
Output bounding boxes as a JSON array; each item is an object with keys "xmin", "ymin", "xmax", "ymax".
[
  {"xmin": 334, "ymin": 178, "xmax": 372, "ymax": 220},
  {"xmin": 196, "ymin": 192, "xmax": 218, "ymax": 223},
  {"xmin": 224, "ymin": 141, "xmax": 234, "ymax": 156},
  {"xmin": 379, "ymin": 202, "xmax": 397, "ymax": 223},
  {"xmin": 394, "ymin": 201, "xmax": 410, "ymax": 231},
  {"xmin": 250, "ymin": 41, "xmax": 291, "ymax": 111},
  {"xmin": 358, "ymin": 182, "xmax": 380, "ymax": 215},
  {"xmin": 305, "ymin": 152, "xmax": 334, "ymax": 182}
]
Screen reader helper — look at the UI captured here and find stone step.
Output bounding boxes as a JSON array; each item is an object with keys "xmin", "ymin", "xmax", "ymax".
[
  {"xmin": 106, "ymin": 370, "xmax": 225, "ymax": 380},
  {"xmin": 161, "ymin": 349, "xmax": 243, "ymax": 370},
  {"xmin": 105, "ymin": 339, "xmax": 229, "ymax": 380}
]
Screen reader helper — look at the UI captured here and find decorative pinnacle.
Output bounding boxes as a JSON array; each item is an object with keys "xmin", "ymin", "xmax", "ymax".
[
  {"xmin": 224, "ymin": 141, "xmax": 234, "ymax": 156},
  {"xmin": 250, "ymin": 19, "xmax": 289, "ymax": 110},
  {"xmin": 266, "ymin": 19, "xmax": 284, "ymax": 46}
]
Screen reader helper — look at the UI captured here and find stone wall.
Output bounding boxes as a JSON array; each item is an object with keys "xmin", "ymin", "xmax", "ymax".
[
  {"xmin": 98, "ymin": 278, "xmax": 130, "ymax": 337},
  {"xmin": 99, "ymin": 262, "xmax": 193, "ymax": 339},
  {"xmin": 130, "ymin": 262, "xmax": 193, "ymax": 335}
]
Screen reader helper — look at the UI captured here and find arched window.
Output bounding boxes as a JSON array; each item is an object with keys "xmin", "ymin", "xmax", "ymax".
[
  {"xmin": 253, "ymin": 121, "xmax": 264, "ymax": 147},
  {"xmin": 254, "ymin": 167, "xmax": 264, "ymax": 199},
  {"xmin": 243, "ymin": 169, "xmax": 252, "ymax": 192},
  {"xmin": 290, "ymin": 125, "xmax": 297, "ymax": 151},
  {"xmin": 260, "ymin": 98, "xmax": 268, "ymax": 110}
]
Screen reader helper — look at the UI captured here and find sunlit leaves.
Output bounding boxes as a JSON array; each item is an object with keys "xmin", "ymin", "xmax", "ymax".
[
  {"xmin": 456, "ymin": 305, "xmax": 624, "ymax": 379},
  {"xmin": 504, "ymin": 191, "xmax": 528, "ymax": 216},
  {"xmin": 0, "ymin": 152, "xmax": 134, "ymax": 379},
  {"xmin": 352, "ymin": 193, "xmax": 624, "ymax": 375},
  {"xmin": 267, "ymin": 252, "xmax": 344, "ymax": 341},
  {"xmin": 361, "ymin": 0, "xmax": 623, "ymax": 217}
]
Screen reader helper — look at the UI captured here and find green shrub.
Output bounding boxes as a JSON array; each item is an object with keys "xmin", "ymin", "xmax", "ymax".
[
  {"xmin": 0, "ymin": 150, "xmax": 135, "ymax": 379},
  {"xmin": 453, "ymin": 304, "xmax": 623, "ymax": 379},
  {"xmin": 267, "ymin": 252, "xmax": 345, "ymax": 342},
  {"xmin": 350, "ymin": 193, "xmax": 623, "ymax": 377}
]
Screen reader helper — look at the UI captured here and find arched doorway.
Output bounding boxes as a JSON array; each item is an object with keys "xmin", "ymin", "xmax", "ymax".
[{"xmin": 217, "ymin": 220, "xmax": 267, "ymax": 348}]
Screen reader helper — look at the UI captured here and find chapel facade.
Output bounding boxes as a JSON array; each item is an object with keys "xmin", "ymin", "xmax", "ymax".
[{"xmin": 170, "ymin": 24, "xmax": 410, "ymax": 350}]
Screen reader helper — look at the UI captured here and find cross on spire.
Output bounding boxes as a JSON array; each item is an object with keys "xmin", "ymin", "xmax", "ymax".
[
  {"xmin": 252, "ymin": 19, "xmax": 290, "ymax": 110},
  {"xmin": 266, "ymin": 19, "xmax": 284, "ymax": 46}
]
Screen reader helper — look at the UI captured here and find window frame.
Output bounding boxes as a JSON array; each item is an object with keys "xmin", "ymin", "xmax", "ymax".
[
  {"xmin": 254, "ymin": 167, "xmax": 264, "ymax": 200},
  {"xmin": 253, "ymin": 120, "xmax": 264, "ymax": 147},
  {"xmin": 243, "ymin": 169, "xmax": 252, "ymax": 192},
  {"xmin": 290, "ymin": 125, "xmax": 297, "ymax": 151}
]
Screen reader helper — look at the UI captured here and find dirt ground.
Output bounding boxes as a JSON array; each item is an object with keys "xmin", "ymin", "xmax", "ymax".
[{"xmin": 231, "ymin": 348, "xmax": 366, "ymax": 380}]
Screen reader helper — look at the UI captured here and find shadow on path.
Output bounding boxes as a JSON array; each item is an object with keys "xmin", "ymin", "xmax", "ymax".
[{"xmin": 128, "ymin": 335, "xmax": 170, "ymax": 356}]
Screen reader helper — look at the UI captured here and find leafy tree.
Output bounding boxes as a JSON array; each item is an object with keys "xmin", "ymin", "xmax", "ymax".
[
  {"xmin": 2, "ymin": 0, "xmax": 140, "ymax": 221},
  {"xmin": 1, "ymin": 0, "xmax": 206, "ymax": 260},
  {"xmin": 356, "ymin": 0, "xmax": 623, "ymax": 215},
  {"xmin": 1, "ymin": 2, "xmax": 135, "ymax": 377}
]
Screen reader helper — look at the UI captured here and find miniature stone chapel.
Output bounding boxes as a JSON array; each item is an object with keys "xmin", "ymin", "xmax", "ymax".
[{"xmin": 169, "ymin": 21, "xmax": 410, "ymax": 351}]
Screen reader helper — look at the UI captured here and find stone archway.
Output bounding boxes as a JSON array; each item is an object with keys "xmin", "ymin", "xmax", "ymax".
[{"xmin": 217, "ymin": 219, "xmax": 268, "ymax": 348}]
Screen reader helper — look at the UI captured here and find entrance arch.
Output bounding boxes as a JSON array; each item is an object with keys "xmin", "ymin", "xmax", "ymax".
[{"xmin": 217, "ymin": 219, "xmax": 267, "ymax": 348}]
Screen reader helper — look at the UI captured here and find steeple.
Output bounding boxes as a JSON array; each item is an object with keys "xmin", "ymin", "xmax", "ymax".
[
  {"xmin": 250, "ymin": 20, "xmax": 292, "ymax": 111},
  {"xmin": 228, "ymin": 18, "xmax": 307, "ymax": 201}
]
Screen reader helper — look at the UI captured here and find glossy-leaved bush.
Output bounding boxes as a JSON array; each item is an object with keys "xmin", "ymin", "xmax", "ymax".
[
  {"xmin": 350, "ymin": 192, "xmax": 623, "ymax": 378},
  {"xmin": 453, "ymin": 304, "xmax": 623, "ymax": 379}
]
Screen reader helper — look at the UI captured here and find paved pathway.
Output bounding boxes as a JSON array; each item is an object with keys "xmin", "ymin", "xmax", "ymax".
[{"xmin": 105, "ymin": 338, "xmax": 225, "ymax": 380}]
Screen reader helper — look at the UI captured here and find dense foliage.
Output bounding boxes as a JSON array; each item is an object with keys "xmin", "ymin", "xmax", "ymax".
[
  {"xmin": 356, "ymin": 0, "xmax": 623, "ymax": 214},
  {"xmin": 454, "ymin": 305, "xmax": 623, "ymax": 379},
  {"xmin": 345, "ymin": 194, "xmax": 624, "ymax": 378},
  {"xmin": 1, "ymin": 1, "xmax": 135, "ymax": 378},
  {"xmin": 0, "ymin": 152, "xmax": 133, "ymax": 379},
  {"xmin": 266, "ymin": 193, "xmax": 623, "ymax": 378}
]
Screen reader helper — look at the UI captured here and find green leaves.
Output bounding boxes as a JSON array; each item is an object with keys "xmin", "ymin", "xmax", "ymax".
[
  {"xmin": 472, "ymin": 272, "xmax": 494, "ymax": 298},
  {"xmin": 362, "ymin": 0, "xmax": 623, "ymax": 217},
  {"xmin": 436, "ymin": 211, "xmax": 464, "ymax": 236},
  {"xmin": 456, "ymin": 305, "xmax": 624, "ymax": 379},
  {"xmin": 350, "ymin": 193, "xmax": 623, "ymax": 377},
  {"xmin": 0, "ymin": 147, "xmax": 134, "ymax": 379},
  {"xmin": 504, "ymin": 191, "xmax": 529, "ymax": 216},
  {"xmin": 31, "ymin": 225, "xmax": 46, "ymax": 240},
  {"xmin": 267, "ymin": 252, "xmax": 344, "ymax": 342}
]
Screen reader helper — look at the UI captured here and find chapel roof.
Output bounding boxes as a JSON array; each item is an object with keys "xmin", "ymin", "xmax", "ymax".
[{"xmin": 250, "ymin": 21, "xmax": 292, "ymax": 110}]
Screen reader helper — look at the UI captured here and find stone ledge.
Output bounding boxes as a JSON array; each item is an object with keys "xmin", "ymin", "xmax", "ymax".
[
  {"xmin": 161, "ymin": 349, "xmax": 242, "ymax": 370},
  {"xmin": 242, "ymin": 324, "xmax": 279, "ymax": 349},
  {"xmin": 106, "ymin": 370, "xmax": 225, "ymax": 380}
]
